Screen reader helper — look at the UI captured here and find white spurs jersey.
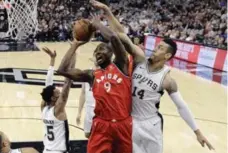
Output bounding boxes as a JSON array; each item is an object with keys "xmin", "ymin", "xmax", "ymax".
[
  {"xmin": 42, "ymin": 106, "xmax": 70, "ymax": 152},
  {"xmin": 84, "ymin": 83, "xmax": 95, "ymax": 107},
  {"xmin": 131, "ymin": 61, "xmax": 170, "ymax": 119},
  {"xmin": 10, "ymin": 149, "xmax": 22, "ymax": 153}
]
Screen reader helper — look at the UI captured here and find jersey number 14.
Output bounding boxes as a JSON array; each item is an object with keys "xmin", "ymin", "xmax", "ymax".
[{"xmin": 132, "ymin": 86, "xmax": 145, "ymax": 99}]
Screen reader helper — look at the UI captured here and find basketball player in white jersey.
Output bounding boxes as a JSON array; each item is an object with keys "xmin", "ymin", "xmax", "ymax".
[
  {"xmin": 40, "ymin": 44, "xmax": 82, "ymax": 153},
  {"xmin": 76, "ymin": 58, "xmax": 98, "ymax": 138},
  {"xmin": 0, "ymin": 131, "xmax": 38, "ymax": 153},
  {"xmin": 118, "ymin": 35, "xmax": 215, "ymax": 152}
]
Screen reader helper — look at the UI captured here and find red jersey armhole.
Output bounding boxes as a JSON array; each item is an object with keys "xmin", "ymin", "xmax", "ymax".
[{"xmin": 128, "ymin": 55, "xmax": 133, "ymax": 77}]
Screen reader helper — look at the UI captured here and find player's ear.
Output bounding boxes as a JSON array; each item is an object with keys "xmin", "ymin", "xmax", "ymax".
[
  {"xmin": 165, "ymin": 52, "xmax": 172, "ymax": 60},
  {"xmin": 51, "ymin": 96, "xmax": 55, "ymax": 102}
]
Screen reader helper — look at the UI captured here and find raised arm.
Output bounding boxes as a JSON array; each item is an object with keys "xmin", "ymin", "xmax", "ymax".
[
  {"xmin": 57, "ymin": 40, "xmax": 93, "ymax": 83},
  {"xmin": 91, "ymin": 16, "xmax": 129, "ymax": 75},
  {"xmin": 90, "ymin": 0, "xmax": 124, "ymax": 33},
  {"xmin": 54, "ymin": 50, "xmax": 77, "ymax": 117},
  {"xmin": 42, "ymin": 47, "xmax": 56, "ymax": 86},
  {"xmin": 57, "ymin": 41, "xmax": 84, "ymax": 74},
  {"xmin": 118, "ymin": 33, "xmax": 145, "ymax": 66},
  {"xmin": 163, "ymin": 74, "xmax": 214, "ymax": 150},
  {"xmin": 41, "ymin": 47, "xmax": 57, "ymax": 111}
]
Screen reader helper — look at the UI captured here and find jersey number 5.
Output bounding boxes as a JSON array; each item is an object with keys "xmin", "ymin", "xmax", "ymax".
[
  {"xmin": 132, "ymin": 86, "xmax": 145, "ymax": 99},
  {"xmin": 47, "ymin": 126, "xmax": 55, "ymax": 141}
]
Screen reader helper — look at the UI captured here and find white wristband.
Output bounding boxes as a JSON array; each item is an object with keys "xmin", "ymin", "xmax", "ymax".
[{"xmin": 45, "ymin": 66, "xmax": 54, "ymax": 86}]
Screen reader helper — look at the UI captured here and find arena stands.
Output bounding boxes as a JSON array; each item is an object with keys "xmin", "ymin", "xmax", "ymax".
[{"xmin": 36, "ymin": 0, "xmax": 227, "ymax": 49}]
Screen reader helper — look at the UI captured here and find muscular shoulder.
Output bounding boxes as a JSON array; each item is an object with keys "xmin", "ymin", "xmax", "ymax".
[
  {"xmin": 21, "ymin": 148, "xmax": 39, "ymax": 153},
  {"xmin": 162, "ymin": 73, "xmax": 178, "ymax": 94}
]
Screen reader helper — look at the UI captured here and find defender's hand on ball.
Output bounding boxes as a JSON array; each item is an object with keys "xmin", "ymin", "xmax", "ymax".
[{"xmin": 90, "ymin": 13, "xmax": 101, "ymax": 31}]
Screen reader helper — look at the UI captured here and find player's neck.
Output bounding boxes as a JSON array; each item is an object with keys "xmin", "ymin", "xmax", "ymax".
[
  {"xmin": 147, "ymin": 60, "xmax": 165, "ymax": 72},
  {"xmin": 100, "ymin": 61, "xmax": 111, "ymax": 69}
]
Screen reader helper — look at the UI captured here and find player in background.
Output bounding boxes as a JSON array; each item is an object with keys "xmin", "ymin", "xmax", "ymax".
[
  {"xmin": 76, "ymin": 58, "xmax": 98, "ymax": 138},
  {"xmin": 89, "ymin": 1, "xmax": 214, "ymax": 152},
  {"xmin": 40, "ymin": 45, "xmax": 78, "ymax": 153},
  {"xmin": 57, "ymin": 16, "xmax": 132, "ymax": 153},
  {"xmin": 0, "ymin": 131, "xmax": 38, "ymax": 153}
]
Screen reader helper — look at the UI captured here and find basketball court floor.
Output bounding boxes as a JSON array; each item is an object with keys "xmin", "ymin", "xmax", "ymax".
[{"xmin": 0, "ymin": 42, "xmax": 227, "ymax": 153}]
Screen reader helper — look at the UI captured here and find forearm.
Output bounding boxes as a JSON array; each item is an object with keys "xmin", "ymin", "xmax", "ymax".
[
  {"xmin": 92, "ymin": 21, "xmax": 115, "ymax": 41},
  {"xmin": 169, "ymin": 92, "xmax": 198, "ymax": 131},
  {"xmin": 58, "ymin": 42, "xmax": 80, "ymax": 72},
  {"xmin": 50, "ymin": 57, "xmax": 55, "ymax": 66},
  {"xmin": 78, "ymin": 88, "xmax": 85, "ymax": 116},
  {"xmin": 61, "ymin": 78, "xmax": 72, "ymax": 100},
  {"xmin": 45, "ymin": 66, "xmax": 55, "ymax": 86},
  {"xmin": 102, "ymin": 5, "xmax": 124, "ymax": 33},
  {"xmin": 118, "ymin": 33, "xmax": 145, "ymax": 63}
]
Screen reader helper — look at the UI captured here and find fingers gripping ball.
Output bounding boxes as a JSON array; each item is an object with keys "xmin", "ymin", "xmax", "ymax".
[{"xmin": 74, "ymin": 19, "xmax": 93, "ymax": 41}]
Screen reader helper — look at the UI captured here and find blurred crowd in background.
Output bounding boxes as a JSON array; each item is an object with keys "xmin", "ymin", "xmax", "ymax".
[{"xmin": 36, "ymin": 0, "xmax": 227, "ymax": 49}]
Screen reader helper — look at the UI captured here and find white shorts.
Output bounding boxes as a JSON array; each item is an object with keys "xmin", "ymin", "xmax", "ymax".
[
  {"xmin": 132, "ymin": 114, "xmax": 163, "ymax": 153},
  {"xmin": 84, "ymin": 105, "xmax": 95, "ymax": 133}
]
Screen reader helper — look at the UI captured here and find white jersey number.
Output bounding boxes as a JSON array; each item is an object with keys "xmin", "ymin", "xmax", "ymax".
[
  {"xmin": 104, "ymin": 82, "xmax": 111, "ymax": 92},
  {"xmin": 132, "ymin": 86, "xmax": 145, "ymax": 99}
]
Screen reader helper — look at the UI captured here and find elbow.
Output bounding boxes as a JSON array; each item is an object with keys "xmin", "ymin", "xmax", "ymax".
[
  {"xmin": 110, "ymin": 33, "xmax": 120, "ymax": 43},
  {"xmin": 56, "ymin": 69, "xmax": 65, "ymax": 75},
  {"xmin": 110, "ymin": 33, "xmax": 118, "ymax": 40}
]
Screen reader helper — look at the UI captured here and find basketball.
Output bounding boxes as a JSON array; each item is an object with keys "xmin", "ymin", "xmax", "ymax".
[{"xmin": 74, "ymin": 19, "xmax": 93, "ymax": 41}]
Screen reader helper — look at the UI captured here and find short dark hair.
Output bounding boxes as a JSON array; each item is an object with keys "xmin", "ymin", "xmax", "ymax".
[
  {"xmin": 94, "ymin": 42, "xmax": 113, "ymax": 56},
  {"xmin": 40, "ymin": 85, "xmax": 55, "ymax": 105},
  {"xmin": 163, "ymin": 38, "xmax": 177, "ymax": 60}
]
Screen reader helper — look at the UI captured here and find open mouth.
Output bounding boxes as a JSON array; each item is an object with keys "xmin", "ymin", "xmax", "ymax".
[{"xmin": 96, "ymin": 55, "xmax": 103, "ymax": 64}]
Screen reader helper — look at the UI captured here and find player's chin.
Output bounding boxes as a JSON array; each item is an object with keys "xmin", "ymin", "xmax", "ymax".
[{"xmin": 97, "ymin": 60, "xmax": 104, "ymax": 66}]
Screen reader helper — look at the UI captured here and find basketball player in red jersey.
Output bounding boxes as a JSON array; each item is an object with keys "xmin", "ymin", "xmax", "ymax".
[{"xmin": 57, "ymin": 17, "xmax": 132, "ymax": 153}]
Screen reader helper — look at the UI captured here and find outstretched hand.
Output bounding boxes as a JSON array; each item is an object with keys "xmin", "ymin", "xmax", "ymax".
[
  {"xmin": 90, "ymin": 13, "xmax": 101, "ymax": 31},
  {"xmin": 196, "ymin": 131, "xmax": 215, "ymax": 150},
  {"xmin": 42, "ymin": 47, "xmax": 56, "ymax": 58}
]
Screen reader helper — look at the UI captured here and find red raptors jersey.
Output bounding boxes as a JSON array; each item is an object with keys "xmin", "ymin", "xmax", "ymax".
[{"xmin": 92, "ymin": 63, "xmax": 132, "ymax": 120}]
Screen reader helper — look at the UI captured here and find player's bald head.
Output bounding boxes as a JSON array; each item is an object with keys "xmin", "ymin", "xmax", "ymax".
[
  {"xmin": 0, "ymin": 131, "xmax": 11, "ymax": 150},
  {"xmin": 0, "ymin": 131, "xmax": 10, "ymax": 143}
]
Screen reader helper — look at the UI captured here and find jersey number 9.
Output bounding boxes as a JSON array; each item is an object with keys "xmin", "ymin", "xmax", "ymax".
[{"xmin": 104, "ymin": 82, "xmax": 111, "ymax": 92}]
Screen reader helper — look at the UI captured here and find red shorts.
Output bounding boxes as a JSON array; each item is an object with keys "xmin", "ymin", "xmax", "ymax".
[{"xmin": 87, "ymin": 116, "xmax": 132, "ymax": 153}]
